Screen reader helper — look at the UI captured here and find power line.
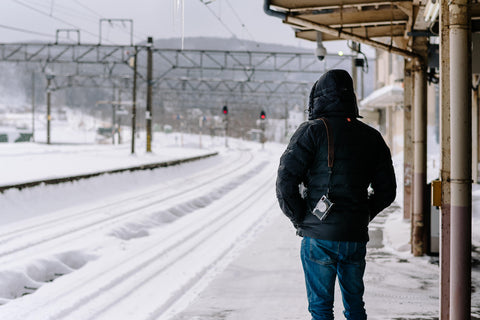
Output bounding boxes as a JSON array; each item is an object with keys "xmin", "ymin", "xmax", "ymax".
[
  {"xmin": 198, "ymin": 0, "xmax": 249, "ymax": 49},
  {"xmin": 11, "ymin": 0, "xmax": 113, "ymax": 43},
  {"xmin": 70, "ymin": 0, "xmax": 145, "ymax": 41},
  {"xmin": 21, "ymin": 0, "xmax": 99, "ymax": 24},
  {"xmin": 224, "ymin": 0, "xmax": 257, "ymax": 44},
  {"xmin": 70, "ymin": 0, "xmax": 103, "ymax": 19},
  {"xmin": 13, "ymin": 0, "xmax": 145, "ymax": 44},
  {"xmin": 0, "ymin": 23, "xmax": 54, "ymax": 38},
  {"xmin": 64, "ymin": 0, "xmax": 145, "ymax": 42}
]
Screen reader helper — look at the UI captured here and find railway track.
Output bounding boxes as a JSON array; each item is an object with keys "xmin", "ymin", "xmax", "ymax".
[
  {"xmin": 0, "ymin": 151, "xmax": 250, "ymax": 261},
  {"xmin": 0, "ymin": 148, "xmax": 279, "ymax": 320}
]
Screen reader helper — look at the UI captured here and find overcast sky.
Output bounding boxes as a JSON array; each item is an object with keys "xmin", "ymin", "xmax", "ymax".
[{"xmin": 0, "ymin": 0, "xmax": 314, "ymax": 47}]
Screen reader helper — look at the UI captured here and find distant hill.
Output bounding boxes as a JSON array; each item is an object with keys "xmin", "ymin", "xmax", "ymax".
[{"xmin": 149, "ymin": 36, "xmax": 314, "ymax": 53}]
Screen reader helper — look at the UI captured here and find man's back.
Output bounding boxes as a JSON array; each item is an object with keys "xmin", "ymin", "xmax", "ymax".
[
  {"xmin": 275, "ymin": 69, "xmax": 397, "ymax": 320},
  {"xmin": 276, "ymin": 68, "xmax": 396, "ymax": 241},
  {"xmin": 285, "ymin": 116, "xmax": 396, "ymax": 241}
]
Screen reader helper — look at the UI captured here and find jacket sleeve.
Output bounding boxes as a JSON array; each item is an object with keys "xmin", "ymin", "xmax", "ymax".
[
  {"xmin": 368, "ymin": 134, "xmax": 397, "ymax": 221},
  {"xmin": 276, "ymin": 123, "xmax": 316, "ymax": 226}
]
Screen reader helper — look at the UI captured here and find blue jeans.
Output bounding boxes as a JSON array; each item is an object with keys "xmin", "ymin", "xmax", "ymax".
[{"xmin": 301, "ymin": 237, "xmax": 367, "ymax": 320}]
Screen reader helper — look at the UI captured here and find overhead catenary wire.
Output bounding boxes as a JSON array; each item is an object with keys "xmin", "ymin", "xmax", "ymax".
[
  {"xmin": 11, "ymin": 0, "xmax": 144, "ymax": 44},
  {"xmin": 66, "ymin": 0, "xmax": 146, "ymax": 42},
  {"xmin": 19, "ymin": 0, "xmax": 100, "ymax": 24},
  {"xmin": 70, "ymin": 0, "xmax": 103, "ymax": 19},
  {"xmin": 12, "ymin": 0, "xmax": 108, "ymax": 42},
  {"xmin": 224, "ymin": 0, "xmax": 258, "ymax": 45},
  {"xmin": 0, "ymin": 23, "xmax": 57, "ymax": 38},
  {"xmin": 198, "ymin": 0, "xmax": 250, "ymax": 50}
]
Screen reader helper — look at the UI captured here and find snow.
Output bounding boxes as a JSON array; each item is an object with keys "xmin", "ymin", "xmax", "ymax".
[
  {"xmin": 0, "ymin": 141, "xmax": 215, "ymax": 186},
  {"xmin": 0, "ymin": 113, "xmax": 479, "ymax": 319}
]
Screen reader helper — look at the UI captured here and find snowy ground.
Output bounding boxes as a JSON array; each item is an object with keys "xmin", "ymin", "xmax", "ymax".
[{"xmin": 0, "ymin": 119, "xmax": 479, "ymax": 319}]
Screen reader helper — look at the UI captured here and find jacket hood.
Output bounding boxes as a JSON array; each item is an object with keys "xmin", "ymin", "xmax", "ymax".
[{"xmin": 308, "ymin": 69, "xmax": 361, "ymax": 120}]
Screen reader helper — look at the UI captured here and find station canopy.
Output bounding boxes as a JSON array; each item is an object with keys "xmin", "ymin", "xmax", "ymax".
[{"xmin": 268, "ymin": 0, "xmax": 480, "ymax": 51}]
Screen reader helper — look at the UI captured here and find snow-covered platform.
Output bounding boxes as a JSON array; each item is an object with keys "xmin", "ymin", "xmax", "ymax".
[{"xmin": 170, "ymin": 204, "xmax": 454, "ymax": 320}]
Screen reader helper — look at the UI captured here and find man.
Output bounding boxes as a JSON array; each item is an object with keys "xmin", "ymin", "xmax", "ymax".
[{"xmin": 276, "ymin": 69, "xmax": 396, "ymax": 320}]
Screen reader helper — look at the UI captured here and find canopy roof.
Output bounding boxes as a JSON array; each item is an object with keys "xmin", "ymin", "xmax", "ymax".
[{"xmin": 267, "ymin": 0, "xmax": 480, "ymax": 56}]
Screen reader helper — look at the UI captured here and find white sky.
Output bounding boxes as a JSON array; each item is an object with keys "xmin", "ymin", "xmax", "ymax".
[{"xmin": 0, "ymin": 0, "xmax": 315, "ymax": 48}]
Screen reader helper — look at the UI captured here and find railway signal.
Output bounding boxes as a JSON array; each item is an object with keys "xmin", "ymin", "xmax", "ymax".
[
  {"xmin": 222, "ymin": 105, "xmax": 229, "ymax": 148},
  {"xmin": 260, "ymin": 110, "xmax": 266, "ymax": 120}
]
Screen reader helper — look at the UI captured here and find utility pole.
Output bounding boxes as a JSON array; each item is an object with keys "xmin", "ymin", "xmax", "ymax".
[
  {"xmin": 131, "ymin": 46, "xmax": 137, "ymax": 154},
  {"xmin": 112, "ymin": 84, "xmax": 116, "ymax": 145},
  {"xmin": 31, "ymin": 72, "xmax": 35, "ymax": 142},
  {"xmin": 45, "ymin": 73, "xmax": 55, "ymax": 145},
  {"xmin": 411, "ymin": 37, "xmax": 428, "ymax": 257},
  {"xmin": 146, "ymin": 37, "xmax": 153, "ymax": 153},
  {"xmin": 260, "ymin": 110, "xmax": 266, "ymax": 149},
  {"xmin": 222, "ymin": 105, "xmax": 228, "ymax": 148},
  {"xmin": 118, "ymin": 87, "xmax": 122, "ymax": 144}
]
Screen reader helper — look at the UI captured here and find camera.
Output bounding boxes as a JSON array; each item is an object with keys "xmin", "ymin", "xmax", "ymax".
[
  {"xmin": 315, "ymin": 46, "xmax": 327, "ymax": 61},
  {"xmin": 315, "ymin": 31, "xmax": 327, "ymax": 61},
  {"xmin": 312, "ymin": 195, "xmax": 334, "ymax": 221}
]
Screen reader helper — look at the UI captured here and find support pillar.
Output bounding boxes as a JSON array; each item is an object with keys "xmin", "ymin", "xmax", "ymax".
[
  {"xmin": 146, "ymin": 37, "xmax": 153, "ymax": 153},
  {"xmin": 131, "ymin": 46, "xmax": 138, "ymax": 155},
  {"xmin": 473, "ymin": 75, "xmax": 479, "ymax": 183},
  {"xmin": 31, "ymin": 72, "xmax": 35, "ymax": 142},
  {"xmin": 439, "ymin": 0, "xmax": 451, "ymax": 317},
  {"xmin": 46, "ymin": 78, "xmax": 52, "ymax": 145},
  {"xmin": 412, "ymin": 61, "xmax": 428, "ymax": 257},
  {"xmin": 404, "ymin": 60, "xmax": 414, "ymax": 220},
  {"xmin": 449, "ymin": 1, "xmax": 472, "ymax": 319},
  {"xmin": 112, "ymin": 85, "xmax": 116, "ymax": 145},
  {"xmin": 351, "ymin": 54, "xmax": 358, "ymax": 93}
]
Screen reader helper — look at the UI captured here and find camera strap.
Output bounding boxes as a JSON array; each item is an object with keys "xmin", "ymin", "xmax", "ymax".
[{"xmin": 318, "ymin": 118, "xmax": 334, "ymax": 196}]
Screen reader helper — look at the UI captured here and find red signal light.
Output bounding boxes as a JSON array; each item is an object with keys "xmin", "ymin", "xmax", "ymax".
[
  {"xmin": 260, "ymin": 110, "xmax": 266, "ymax": 120},
  {"xmin": 222, "ymin": 106, "xmax": 228, "ymax": 115}
]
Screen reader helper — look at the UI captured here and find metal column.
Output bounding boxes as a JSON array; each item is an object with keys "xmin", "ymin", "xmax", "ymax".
[
  {"xmin": 412, "ymin": 62, "xmax": 427, "ymax": 257},
  {"xmin": 31, "ymin": 72, "xmax": 35, "ymax": 142},
  {"xmin": 404, "ymin": 60, "xmax": 414, "ymax": 220},
  {"xmin": 131, "ymin": 46, "xmax": 138, "ymax": 155},
  {"xmin": 449, "ymin": 1, "xmax": 472, "ymax": 318},
  {"xmin": 473, "ymin": 77, "xmax": 479, "ymax": 183},
  {"xmin": 112, "ymin": 85, "xmax": 116, "ymax": 145},
  {"xmin": 351, "ymin": 55, "xmax": 358, "ymax": 93},
  {"xmin": 146, "ymin": 37, "xmax": 153, "ymax": 153},
  {"xmin": 46, "ymin": 78, "xmax": 52, "ymax": 145},
  {"xmin": 439, "ymin": 0, "xmax": 451, "ymax": 317}
]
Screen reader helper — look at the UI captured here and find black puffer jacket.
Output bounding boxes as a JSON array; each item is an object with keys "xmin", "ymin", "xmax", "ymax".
[{"xmin": 276, "ymin": 69, "xmax": 396, "ymax": 242}]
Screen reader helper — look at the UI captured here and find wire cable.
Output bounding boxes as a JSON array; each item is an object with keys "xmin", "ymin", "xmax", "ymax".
[
  {"xmin": 198, "ymin": 0, "xmax": 249, "ymax": 49},
  {"xmin": 12, "ymin": 0, "xmax": 145, "ymax": 44},
  {"xmin": 224, "ymin": 0, "xmax": 257, "ymax": 45},
  {"xmin": 68, "ymin": 0, "xmax": 145, "ymax": 42},
  {"xmin": 0, "ymin": 23, "xmax": 55, "ymax": 38},
  {"xmin": 70, "ymin": 0, "xmax": 103, "ymax": 19},
  {"xmin": 12, "ymin": 0, "xmax": 104, "ymax": 41},
  {"xmin": 20, "ymin": 0, "xmax": 99, "ymax": 24}
]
